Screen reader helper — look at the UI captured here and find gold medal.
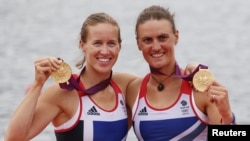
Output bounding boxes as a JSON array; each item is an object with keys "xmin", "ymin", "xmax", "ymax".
[
  {"xmin": 51, "ymin": 62, "xmax": 72, "ymax": 83},
  {"xmin": 193, "ymin": 69, "xmax": 214, "ymax": 92}
]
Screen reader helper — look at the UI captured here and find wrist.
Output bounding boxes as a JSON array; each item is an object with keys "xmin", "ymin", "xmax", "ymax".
[
  {"xmin": 25, "ymin": 81, "xmax": 43, "ymax": 95},
  {"xmin": 220, "ymin": 112, "xmax": 236, "ymax": 125}
]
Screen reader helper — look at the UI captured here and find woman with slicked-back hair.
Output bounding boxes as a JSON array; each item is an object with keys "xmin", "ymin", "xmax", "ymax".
[{"xmin": 126, "ymin": 5, "xmax": 235, "ymax": 141}]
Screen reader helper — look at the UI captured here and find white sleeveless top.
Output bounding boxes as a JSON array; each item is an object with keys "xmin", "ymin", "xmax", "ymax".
[
  {"xmin": 132, "ymin": 74, "xmax": 209, "ymax": 141},
  {"xmin": 54, "ymin": 79, "xmax": 128, "ymax": 141}
]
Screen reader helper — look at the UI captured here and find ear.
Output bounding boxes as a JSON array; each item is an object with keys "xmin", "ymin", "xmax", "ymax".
[
  {"xmin": 136, "ymin": 37, "xmax": 142, "ymax": 51},
  {"xmin": 79, "ymin": 40, "xmax": 86, "ymax": 52},
  {"xmin": 174, "ymin": 30, "xmax": 179, "ymax": 45}
]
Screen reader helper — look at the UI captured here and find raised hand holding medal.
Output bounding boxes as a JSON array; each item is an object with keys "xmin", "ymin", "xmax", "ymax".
[
  {"xmin": 175, "ymin": 63, "xmax": 214, "ymax": 92},
  {"xmin": 51, "ymin": 59, "xmax": 72, "ymax": 83},
  {"xmin": 193, "ymin": 69, "xmax": 214, "ymax": 92},
  {"xmin": 51, "ymin": 58, "xmax": 111, "ymax": 95}
]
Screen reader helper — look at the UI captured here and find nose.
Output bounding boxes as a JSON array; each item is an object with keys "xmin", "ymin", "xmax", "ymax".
[
  {"xmin": 152, "ymin": 41, "xmax": 161, "ymax": 50},
  {"xmin": 100, "ymin": 45, "xmax": 110, "ymax": 54}
]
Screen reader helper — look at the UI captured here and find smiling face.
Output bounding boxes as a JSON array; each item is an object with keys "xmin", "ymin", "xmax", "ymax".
[
  {"xmin": 80, "ymin": 23, "xmax": 121, "ymax": 73},
  {"xmin": 137, "ymin": 19, "xmax": 178, "ymax": 69}
]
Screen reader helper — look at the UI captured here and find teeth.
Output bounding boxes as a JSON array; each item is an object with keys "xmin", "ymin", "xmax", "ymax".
[
  {"xmin": 99, "ymin": 58, "xmax": 109, "ymax": 62},
  {"xmin": 152, "ymin": 53, "xmax": 164, "ymax": 58}
]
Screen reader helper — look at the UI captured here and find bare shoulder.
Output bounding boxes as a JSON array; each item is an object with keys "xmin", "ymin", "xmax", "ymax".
[
  {"xmin": 39, "ymin": 83, "xmax": 78, "ymax": 106},
  {"xmin": 112, "ymin": 72, "xmax": 139, "ymax": 86},
  {"xmin": 113, "ymin": 71, "xmax": 139, "ymax": 80},
  {"xmin": 129, "ymin": 77, "xmax": 143, "ymax": 88},
  {"xmin": 126, "ymin": 77, "xmax": 143, "ymax": 108},
  {"xmin": 127, "ymin": 77, "xmax": 143, "ymax": 96}
]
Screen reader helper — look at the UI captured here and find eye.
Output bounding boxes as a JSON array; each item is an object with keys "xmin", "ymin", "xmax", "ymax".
[
  {"xmin": 158, "ymin": 34, "xmax": 168, "ymax": 42},
  {"xmin": 108, "ymin": 41, "xmax": 118, "ymax": 47},
  {"xmin": 142, "ymin": 37, "xmax": 153, "ymax": 44},
  {"xmin": 93, "ymin": 41, "xmax": 102, "ymax": 47}
]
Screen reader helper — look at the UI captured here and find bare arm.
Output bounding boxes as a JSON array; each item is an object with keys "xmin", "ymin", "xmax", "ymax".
[
  {"xmin": 206, "ymin": 80, "xmax": 234, "ymax": 124},
  {"xmin": 185, "ymin": 62, "xmax": 235, "ymax": 124},
  {"xmin": 194, "ymin": 79, "xmax": 234, "ymax": 125},
  {"xmin": 112, "ymin": 72, "xmax": 139, "ymax": 95},
  {"xmin": 112, "ymin": 72, "xmax": 139, "ymax": 129},
  {"xmin": 5, "ymin": 57, "xmax": 62, "ymax": 141},
  {"xmin": 126, "ymin": 77, "xmax": 142, "ymax": 128}
]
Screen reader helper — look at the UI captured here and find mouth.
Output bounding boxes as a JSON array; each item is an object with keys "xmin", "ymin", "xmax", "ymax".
[
  {"xmin": 151, "ymin": 52, "xmax": 165, "ymax": 58},
  {"xmin": 97, "ymin": 57, "xmax": 111, "ymax": 62}
]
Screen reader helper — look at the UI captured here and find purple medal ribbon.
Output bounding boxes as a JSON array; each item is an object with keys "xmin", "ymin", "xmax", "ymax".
[
  {"xmin": 59, "ymin": 67, "xmax": 112, "ymax": 95},
  {"xmin": 150, "ymin": 62, "xmax": 208, "ymax": 81},
  {"xmin": 60, "ymin": 62, "xmax": 206, "ymax": 94}
]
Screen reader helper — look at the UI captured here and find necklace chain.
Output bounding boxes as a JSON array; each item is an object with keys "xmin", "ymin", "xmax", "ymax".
[{"xmin": 151, "ymin": 71, "xmax": 176, "ymax": 91}]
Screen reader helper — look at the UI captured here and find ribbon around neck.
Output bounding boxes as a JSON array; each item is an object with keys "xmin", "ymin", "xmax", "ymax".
[
  {"xmin": 150, "ymin": 62, "xmax": 208, "ymax": 81},
  {"xmin": 59, "ymin": 63, "xmax": 207, "ymax": 94},
  {"xmin": 59, "ymin": 67, "xmax": 112, "ymax": 95}
]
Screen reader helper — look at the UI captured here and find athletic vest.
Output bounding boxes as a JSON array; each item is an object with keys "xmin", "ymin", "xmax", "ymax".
[
  {"xmin": 54, "ymin": 79, "xmax": 128, "ymax": 141},
  {"xmin": 132, "ymin": 74, "xmax": 209, "ymax": 141}
]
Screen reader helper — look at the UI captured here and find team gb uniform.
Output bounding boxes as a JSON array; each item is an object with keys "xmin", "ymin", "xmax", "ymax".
[
  {"xmin": 132, "ymin": 74, "xmax": 209, "ymax": 141},
  {"xmin": 54, "ymin": 79, "xmax": 128, "ymax": 141}
]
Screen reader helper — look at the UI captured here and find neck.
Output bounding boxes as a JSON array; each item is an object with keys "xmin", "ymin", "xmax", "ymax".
[
  {"xmin": 78, "ymin": 66, "xmax": 112, "ymax": 95},
  {"xmin": 150, "ymin": 62, "xmax": 177, "ymax": 76},
  {"xmin": 80, "ymin": 66, "xmax": 112, "ymax": 86},
  {"xmin": 150, "ymin": 71, "xmax": 175, "ymax": 91}
]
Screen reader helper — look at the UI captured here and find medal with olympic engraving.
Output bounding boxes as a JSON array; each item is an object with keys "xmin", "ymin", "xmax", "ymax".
[
  {"xmin": 51, "ymin": 62, "xmax": 72, "ymax": 83},
  {"xmin": 193, "ymin": 69, "xmax": 214, "ymax": 92}
]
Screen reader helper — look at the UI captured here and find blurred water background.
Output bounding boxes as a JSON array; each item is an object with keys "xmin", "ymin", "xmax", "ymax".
[{"xmin": 1, "ymin": 0, "xmax": 250, "ymax": 140}]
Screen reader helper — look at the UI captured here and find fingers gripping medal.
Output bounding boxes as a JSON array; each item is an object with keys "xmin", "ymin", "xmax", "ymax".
[
  {"xmin": 51, "ymin": 62, "xmax": 72, "ymax": 83},
  {"xmin": 193, "ymin": 69, "xmax": 214, "ymax": 92}
]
